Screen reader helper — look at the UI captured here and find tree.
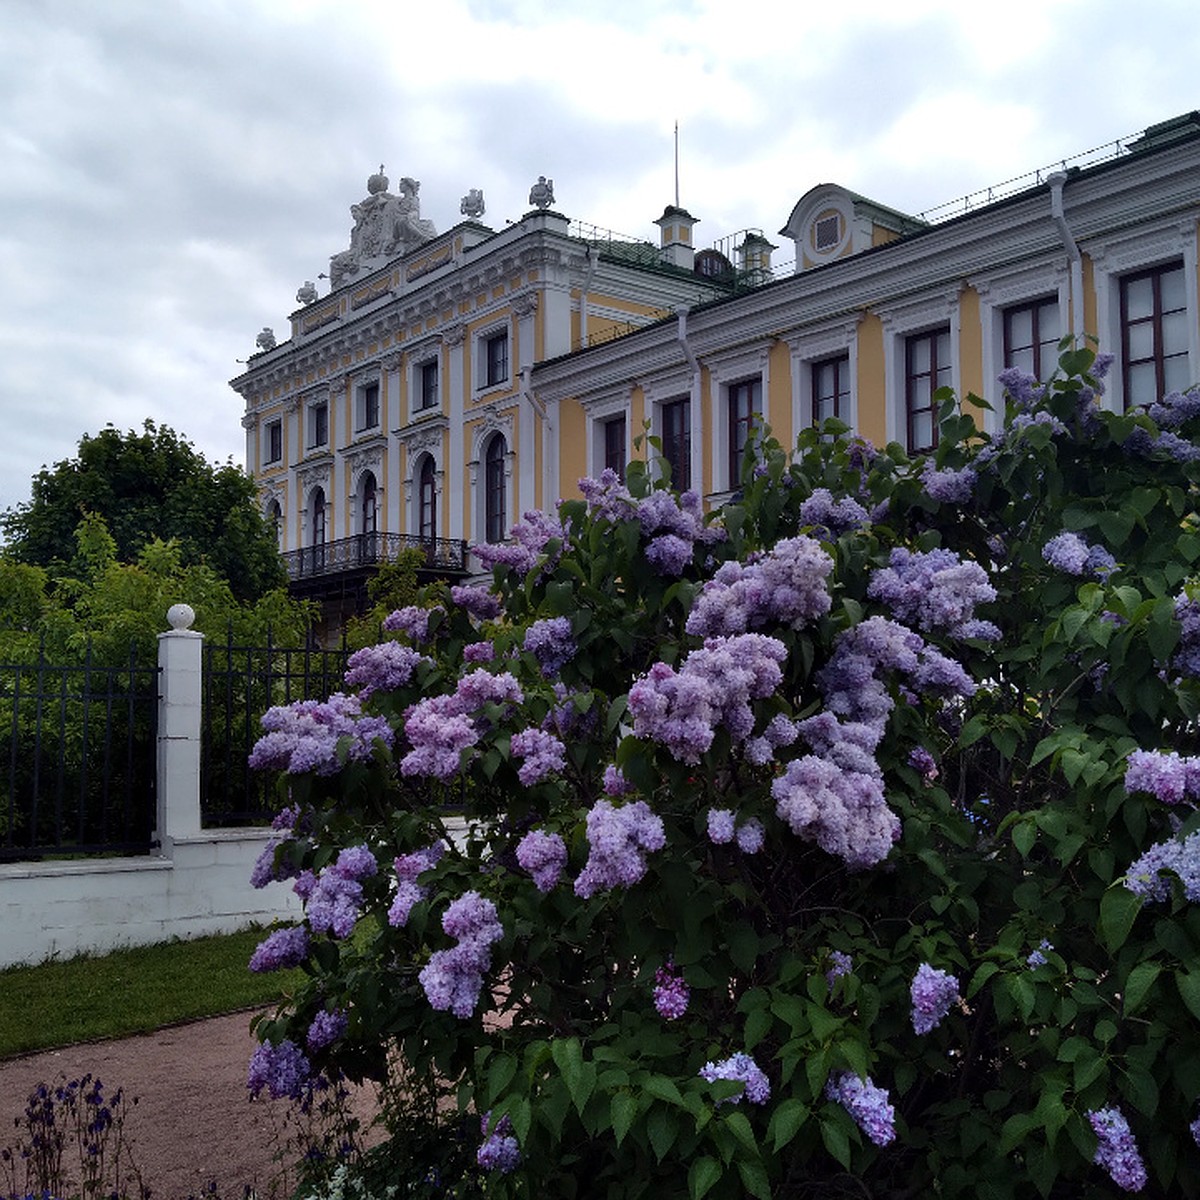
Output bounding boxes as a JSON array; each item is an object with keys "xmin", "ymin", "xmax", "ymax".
[
  {"xmin": 1, "ymin": 420, "xmax": 284, "ymax": 601},
  {"xmin": 246, "ymin": 347, "xmax": 1200, "ymax": 1198}
]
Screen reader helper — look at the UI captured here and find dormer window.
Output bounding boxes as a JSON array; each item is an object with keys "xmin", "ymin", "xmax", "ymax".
[{"xmin": 814, "ymin": 211, "xmax": 843, "ymax": 252}]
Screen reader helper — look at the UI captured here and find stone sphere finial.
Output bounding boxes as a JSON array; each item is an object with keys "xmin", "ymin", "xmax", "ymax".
[
  {"xmin": 367, "ymin": 164, "xmax": 389, "ymax": 194},
  {"xmin": 167, "ymin": 603, "xmax": 196, "ymax": 631}
]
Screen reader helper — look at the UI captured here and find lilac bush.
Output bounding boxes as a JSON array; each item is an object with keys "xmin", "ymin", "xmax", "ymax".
[{"xmin": 246, "ymin": 346, "xmax": 1200, "ymax": 1197}]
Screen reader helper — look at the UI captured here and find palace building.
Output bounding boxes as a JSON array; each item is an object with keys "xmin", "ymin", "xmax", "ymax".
[{"xmin": 231, "ymin": 113, "xmax": 1200, "ymax": 613}]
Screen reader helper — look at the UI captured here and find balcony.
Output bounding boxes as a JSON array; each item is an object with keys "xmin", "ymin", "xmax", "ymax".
[{"xmin": 283, "ymin": 532, "xmax": 470, "ymax": 590}]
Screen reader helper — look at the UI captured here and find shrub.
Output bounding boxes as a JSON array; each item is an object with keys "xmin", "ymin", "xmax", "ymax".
[{"xmin": 250, "ymin": 346, "xmax": 1200, "ymax": 1197}]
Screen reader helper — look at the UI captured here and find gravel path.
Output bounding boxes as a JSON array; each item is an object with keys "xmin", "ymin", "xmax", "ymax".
[{"xmin": 0, "ymin": 1012, "xmax": 378, "ymax": 1199}]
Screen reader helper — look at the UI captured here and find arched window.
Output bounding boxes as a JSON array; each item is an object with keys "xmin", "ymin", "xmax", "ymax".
[
  {"xmin": 360, "ymin": 471, "xmax": 378, "ymax": 536},
  {"xmin": 484, "ymin": 434, "xmax": 507, "ymax": 544},
  {"xmin": 311, "ymin": 487, "xmax": 326, "ymax": 546},
  {"xmin": 418, "ymin": 458, "xmax": 437, "ymax": 543},
  {"xmin": 266, "ymin": 499, "xmax": 282, "ymax": 550}
]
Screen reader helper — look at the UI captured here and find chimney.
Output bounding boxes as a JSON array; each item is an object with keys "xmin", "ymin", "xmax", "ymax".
[
  {"xmin": 655, "ymin": 205, "xmax": 699, "ymax": 270},
  {"xmin": 736, "ymin": 231, "xmax": 776, "ymax": 285}
]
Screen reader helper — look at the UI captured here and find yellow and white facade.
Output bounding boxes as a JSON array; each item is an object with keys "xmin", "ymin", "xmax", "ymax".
[{"xmin": 234, "ymin": 114, "xmax": 1200, "ymax": 597}]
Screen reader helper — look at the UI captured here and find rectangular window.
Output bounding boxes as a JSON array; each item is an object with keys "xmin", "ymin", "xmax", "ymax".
[
  {"xmin": 1121, "ymin": 262, "xmax": 1189, "ymax": 408},
  {"xmin": 265, "ymin": 419, "xmax": 282, "ymax": 464},
  {"xmin": 485, "ymin": 331, "xmax": 509, "ymax": 387},
  {"xmin": 419, "ymin": 359, "xmax": 439, "ymax": 410},
  {"xmin": 307, "ymin": 402, "xmax": 328, "ymax": 450},
  {"xmin": 1003, "ymin": 298, "xmax": 1060, "ymax": 380},
  {"xmin": 812, "ymin": 356, "xmax": 850, "ymax": 426},
  {"xmin": 905, "ymin": 328, "xmax": 951, "ymax": 453},
  {"xmin": 660, "ymin": 399, "xmax": 691, "ymax": 492},
  {"xmin": 728, "ymin": 378, "xmax": 762, "ymax": 485},
  {"xmin": 355, "ymin": 382, "xmax": 379, "ymax": 432},
  {"xmin": 603, "ymin": 414, "xmax": 627, "ymax": 479}
]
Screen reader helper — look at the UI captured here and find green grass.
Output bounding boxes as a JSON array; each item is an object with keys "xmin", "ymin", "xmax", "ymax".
[{"xmin": 0, "ymin": 927, "xmax": 304, "ymax": 1060}]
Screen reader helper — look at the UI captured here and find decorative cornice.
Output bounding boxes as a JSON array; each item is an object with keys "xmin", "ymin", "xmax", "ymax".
[
  {"xmin": 296, "ymin": 461, "xmax": 333, "ymax": 492},
  {"xmin": 348, "ymin": 444, "xmax": 386, "ymax": 476}
]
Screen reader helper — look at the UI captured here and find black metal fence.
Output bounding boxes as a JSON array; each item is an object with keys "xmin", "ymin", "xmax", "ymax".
[
  {"xmin": 201, "ymin": 629, "xmax": 350, "ymax": 827},
  {"xmin": 0, "ymin": 644, "xmax": 159, "ymax": 862},
  {"xmin": 283, "ymin": 532, "xmax": 468, "ymax": 581}
]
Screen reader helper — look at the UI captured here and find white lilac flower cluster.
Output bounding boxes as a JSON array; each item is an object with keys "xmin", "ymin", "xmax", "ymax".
[
  {"xmin": 387, "ymin": 841, "xmax": 446, "ymax": 927},
  {"xmin": 306, "ymin": 845, "xmax": 379, "ymax": 938},
  {"xmin": 921, "ymin": 462, "xmax": 977, "ymax": 505},
  {"xmin": 343, "ymin": 642, "xmax": 430, "ymax": 698},
  {"xmin": 798, "ymin": 487, "xmax": 870, "ymax": 536},
  {"xmin": 472, "ymin": 509, "xmax": 567, "ymax": 576},
  {"xmin": 400, "ymin": 670, "xmax": 524, "ymax": 780},
  {"xmin": 698, "ymin": 1053, "xmax": 770, "ymax": 1105},
  {"xmin": 249, "ymin": 925, "xmax": 309, "ymax": 972},
  {"xmin": 306, "ymin": 1008, "xmax": 348, "ymax": 1052},
  {"xmin": 652, "ymin": 960, "xmax": 689, "ymax": 1020},
  {"xmin": 867, "ymin": 548, "xmax": 999, "ymax": 641},
  {"xmin": 247, "ymin": 1038, "xmax": 310, "ymax": 1100},
  {"xmin": 477, "ymin": 1113, "xmax": 520, "ymax": 1174},
  {"xmin": 1041, "ymin": 531, "xmax": 1117, "ymax": 578},
  {"xmin": 249, "ymin": 694, "xmax": 395, "ymax": 776},
  {"xmin": 450, "ymin": 584, "xmax": 504, "ymax": 621},
  {"xmin": 1124, "ymin": 832, "xmax": 1200, "ymax": 903},
  {"xmin": 523, "ymin": 616, "xmax": 576, "ymax": 675},
  {"xmin": 910, "ymin": 962, "xmax": 960, "ymax": 1034},
  {"xmin": 515, "ymin": 829, "xmax": 567, "ymax": 892},
  {"xmin": 1088, "ymin": 1106, "xmax": 1148, "ymax": 1192},
  {"xmin": 418, "ymin": 891, "xmax": 504, "ymax": 1018},
  {"xmin": 685, "ymin": 536, "xmax": 833, "ymax": 638},
  {"xmin": 1124, "ymin": 748, "xmax": 1200, "ymax": 805},
  {"xmin": 381, "ymin": 604, "xmax": 443, "ymax": 642},
  {"xmin": 1173, "ymin": 593, "xmax": 1200, "ymax": 678},
  {"xmin": 824, "ymin": 1072, "xmax": 895, "ymax": 1146},
  {"xmin": 627, "ymin": 634, "xmax": 787, "ymax": 765},
  {"xmin": 509, "ymin": 727, "xmax": 568, "ymax": 785},
  {"xmin": 574, "ymin": 799, "xmax": 665, "ymax": 898}
]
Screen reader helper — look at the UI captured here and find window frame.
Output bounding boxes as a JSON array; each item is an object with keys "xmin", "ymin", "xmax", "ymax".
[
  {"xmin": 484, "ymin": 434, "xmax": 507, "ymax": 544},
  {"xmin": 904, "ymin": 327, "xmax": 952, "ymax": 454},
  {"xmin": 307, "ymin": 401, "xmax": 329, "ymax": 451},
  {"xmin": 417, "ymin": 458, "xmax": 437, "ymax": 543},
  {"xmin": 265, "ymin": 418, "xmax": 283, "ymax": 465},
  {"xmin": 1120, "ymin": 260, "xmax": 1190, "ymax": 409},
  {"xmin": 418, "ymin": 358, "xmax": 440, "ymax": 411},
  {"xmin": 355, "ymin": 381, "xmax": 380, "ymax": 433},
  {"xmin": 485, "ymin": 330, "xmax": 509, "ymax": 388},
  {"xmin": 726, "ymin": 377, "xmax": 762, "ymax": 486},
  {"xmin": 603, "ymin": 414, "xmax": 627, "ymax": 480},
  {"xmin": 811, "ymin": 355, "xmax": 850, "ymax": 428},
  {"xmin": 659, "ymin": 397, "xmax": 691, "ymax": 492},
  {"xmin": 1002, "ymin": 296, "xmax": 1061, "ymax": 382}
]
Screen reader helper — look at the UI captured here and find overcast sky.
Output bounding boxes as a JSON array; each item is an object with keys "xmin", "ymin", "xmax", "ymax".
[{"xmin": 2, "ymin": 0, "xmax": 1198, "ymax": 520}]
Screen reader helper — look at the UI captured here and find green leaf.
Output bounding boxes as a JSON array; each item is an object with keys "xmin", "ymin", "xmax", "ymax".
[
  {"xmin": 1100, "ymin": 886, "xmax": 1143, "ymax": 953},
  {"xmin": 767, "ymin": 1098, "xmax": 809, "ymax": 1152},
  {"xmin": 1176, "ymin": 970, "xmax": 1200, "ymax": 1020},
  {"xmin": 647, "ymin": 1105, "xmax": 678, "ymax": 1162},
  {"xmin": 688, "ymin": 1156, "xmax": 722, "ymax": 1200},
  {"xmin": 736, "ymin": 1159, "xmax": 772, "ymax": 1200},
  {"xmin": 1123, "ymin": 962, "xmax": 1161, "ymax": 1017},
  {"xmin": 820, "ymin": 1114, "xmax": 852, "ymax": 1169},
  {"xmin": 487, "ymin": 1053, "xmax": 517, "ymax": 1105},
  {"xmin": 611, "ymin": 1093, "xmax": 637, "ymax": 1147},
  {"xmin": 724, "ymin": 1110, "xmax": 758, "ymax": 1158},
  {"xmin": 643, "ymin": 1074, "xmax": 686, "ymax": 1109}
]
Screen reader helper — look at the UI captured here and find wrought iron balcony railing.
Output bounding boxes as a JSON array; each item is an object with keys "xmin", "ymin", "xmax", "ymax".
[{"xmin": 282, "ymin": 532, "xmax": 470, "ymax": 581}]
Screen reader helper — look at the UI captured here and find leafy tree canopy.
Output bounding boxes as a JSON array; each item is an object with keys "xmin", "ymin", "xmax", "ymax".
[{"xmin": 1, "ymin": 420, "xmax": 284, "ymax": 601}]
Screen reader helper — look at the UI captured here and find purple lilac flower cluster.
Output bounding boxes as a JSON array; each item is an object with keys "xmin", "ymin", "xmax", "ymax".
[
  {"xmin": 463, "ymin": 641, "xmax": 495, "ymax": 663},
  {"xmin": 1088, "ymin": 1106, "xmax": 1148, "ymax": 1192},
  {"xmin": 685, "ymin": 536, "xmax": 833, "ymax": 638},
  {"xmin": 1026, "ymin": 939, "xmax": 1053, "ymax": 968},
  {"xmin": 574, "ymin": 799, "xmax": 666, "ymax": 898},
  {"xmin": 1041, "ymin": 532, "xmax": 1116, "ymax": 578},
  {"xmin": 250, "ymin": 835, "xmax": 298, "ymax": 889},
  {"xmin": 825, "ymin": 1072, "xmax": 896, "ymax": 1145},
  {"xmin": 509, "ymin": 727, "xmax": 568, "ymax": 785},
  {"xmin": 306, "ymin": 1008, "xmax": 348, "ymax": 1052},
  {"xmin": 1124, "ymin": 748, "xmax": 1200, "ymax": 804},
  {"xmin": 388, "ymin": 841, "xmax": 446, "ymax": 927},
  {"xmin": 998, "ymin": 367, "xmax": 1046, "ymax": 409},
  {"xmin": 867, "ymin": 548, "xmax": 998, "ymax": 641},
  {"xmin": 798, "ymin": 488, "xmax": 869, "ymax": 535},
  {"xmin": 1192, "ymin": 1112, "xmax": 1200, "ymax": 1148},
  {"xmin": 343, "ymin": 642, "xmax": 430, "ymax": 698},
  {"xmin": 477, "ymin": 1113, "xmax": 521, "ymax": 1174},
  {"xmin": 472, "ymin": 508, "xmax": 567, "ymax": 576},
  {"xmin": 1124, "ymin": 832, "xmax": 1200, "ymax": 903},
  {"xmin": 450, "ymin": 585, "xmax": 504, "ymax": 621},
  {"xmin": 628, "ymin": 635, "xmax": 787, "ymax": 764},
  {"xmin": 249, "ymin": 925, "xmax": 310, "ymax": 972},
  {"xmin": 736, "ymin": 817, "xmax": 765, "ymax": 853},
  {"xmin": 826, "ymin": 950, "xmax": 854, "ymax": 988},
  {"xmin": 419, "ymin": 891, "xmax": 504, "ymax": 1018},
  {"xmin": 652, "ymin": 960, "xmax": 689, "ymax": 1020},
  {"xmin": 248, "ymin": 1039, "xmax": 310, "ymax": 1100},
  {"xmin": 1173, "ymin": 593, "xmax": 1200, "ymax": 678},
  {"xmin": 515, "ymin": 829, "xmax": 567, "ymax": 892},
  {"xmin": 698, "ymin": 1053, "xmax": 770, "ymax": 1106},
  {"xmin": 307, "ymin": 845, "xmax": 378, "ymax": 938},
  {"xmin": 635, "ymin": 489, "xmax": 723, "ymax": 577},
  {"xmin": 1148, "ymin": 387, "xmax": 1200, "ymax": 429},
  {"xmin": 705, "ymin": 807, "xmax": 762, "ymax": 852},
  {"xmin": 706, "ymin": 808, "xmax": 736, "ymax": 844},
  {"xmin": 577, "ymin": 469, "xmax": 635, "ymax": 524},
  {"xmin": 910, "ymin": 962, "xmax": 960, "ymax": 1034},
  {"xmin": 921, "ymin": 462, "xmax": 977, "ymax": 505},
  {"xmin": 523, "ymin": 617, "xmax": 576, "ymax": 674},
  {"xmin": 381, "ymin": 604, "xmax": 443, "ymax": 641},
  {"xmin": 400, "ymin": 670, "xmax": 524, "ymax": 779},
  {"xmin": 249, "ymin": 694, "xmax": 394, "ymax": 776},
  {"xmin": 908, "ymin": 746, "xmax": 938, "ymax": 782},
  {"xmin": 745, "ymin": 712, "xmax": 800, "ymax": 766},
  {"xmin": 603, "ymin": 764, "xmax": 633, "ymax": 796}
]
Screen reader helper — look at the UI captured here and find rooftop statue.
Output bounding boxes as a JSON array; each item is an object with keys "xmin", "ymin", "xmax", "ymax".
[
  {"xmin": 329, "ymin": 168, "xmax": 438, "ymax": 289},
  {"xmin": 529, "ymin": 175, "xmax": 555, "ymax": 210}
]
